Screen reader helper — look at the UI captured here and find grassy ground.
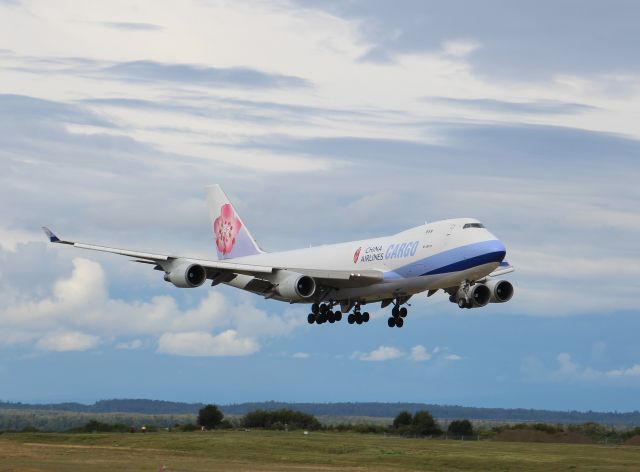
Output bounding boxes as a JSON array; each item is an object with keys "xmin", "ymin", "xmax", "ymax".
[{"xmin": 1, "ymin": 430, "xmax": 639, "ymax": 472}]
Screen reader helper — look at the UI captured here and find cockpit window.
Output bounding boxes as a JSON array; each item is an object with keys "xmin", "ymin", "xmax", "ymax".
[{"xmin": 463, "ymin": 223, "xmax": 485, "ymax": 229}]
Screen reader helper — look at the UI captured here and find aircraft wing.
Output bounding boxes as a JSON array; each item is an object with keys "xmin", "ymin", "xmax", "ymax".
[
  {"xmin": 479, "ymin": 261, "xmax": 515, "ymax": 281},
  {"xmin": 42, "ymin": 227, "xmax": 382, "ymax": 289},
  {"xmin": 42, "ymin": 227, "xmax": 272, "ymax": 275},
  {"xmin": 488, "ymin": 261, "xmax": 515, "ymax": 278}
]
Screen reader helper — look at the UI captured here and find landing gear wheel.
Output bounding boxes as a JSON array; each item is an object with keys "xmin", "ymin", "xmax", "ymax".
[
  {"xmin": 347, "ymin": 314, "xmax": 355, "ymax": 324},
  {"xmin": 387, "ymin": 317, "xmax": 396, "ymax": 328},
  {"xmin": 399, "ymin": 307, "xmax": 407, "ymax": 318},
  {"xmin": 355, "ymin": 313, "xmax": 363, "ymax": 325},
  {"xmin": 311, "ymin": 303, "xmax": 320, "ymax": 315},
  {"xmin": 392, "ymin": 306, "xmax": 400, "ymax": 317},
  {"xmin": 320, "ymin": 303, "xmax": 328, "ymax": 314},
  {"xmin": 396, "ymin": 317, "xmax": 404, "ymax": 328},
  {"xmin": 458, "ymin": 299, "xmax": 467, "ymax": 309},
  {"xmin": 334, "ymin": 311, "xmax": 342, "ymax": 321},
  {"xmin": 328, "ymin": 311, "xmax": 336, "ymax": 323},
  {"xmin": 307, "ymin": 313, "xmax": 315, "ymax": 324},
  {"xmin": 317, "ymin": 313, "xmax": 327, "ymax": 324},
  {"xmin": 362, "ymin": 312, "xmax": 370, "ymax": 323}
]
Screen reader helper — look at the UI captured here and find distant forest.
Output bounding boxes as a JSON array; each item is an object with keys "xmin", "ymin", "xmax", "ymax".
[{"xmin": 1, "ymin": 399, "xmax": 639, "ymax": 426}]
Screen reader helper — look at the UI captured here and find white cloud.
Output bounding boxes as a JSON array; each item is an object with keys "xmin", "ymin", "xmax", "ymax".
[
  {"xmin": 36, "ymin": 331, "xmax": 99, "ymax": 352},
  {"xmin": 0, "ymin": 227, "xmax": 43, "ymax": 252},
  {"xmin": 0, "ymin": 255, "xmax": 300, "ymax": 355},
  {"xmin": 157, "ymin": 330, "xmax": 258, "ymax": 357},
  {"xmin": 352, "ymin": 344, "xmax": 464, "ymax": 362},
  {"xmin": 525, "ymin": 352, "xmax": 640, "ymax": 383},
  {"xmin": 441, "ymin": 39, "xmax": 480, "ymax": 58},
  {"xmin": 352, "ymin": 346, "xmax": 404, "ymax": 362},
  {"xmin": 606, "ymin": 364, "xmax": 640, "ymax": 378},
  {"xmin": 115, "ymin": 339, "xmax": 144, "ymax": 350},
  {"xmin": 292, "ymin": 352, "xmax": 310, "ymax": 359},
  {"xmin": 444, "ymin": 354, "xmax": 464, "ymax": 361},
  {"xmin": 409, "ymin": 345, "xmax": 431, "ymax": 362},
  {"xmin": 556, "ymin": 352, "xmax": 579, "ymax": 377}
]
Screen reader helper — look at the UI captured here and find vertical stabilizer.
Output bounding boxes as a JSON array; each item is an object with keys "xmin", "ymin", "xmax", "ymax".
[{"xmin": 205, "ymin": 185, "xmax": 263, "ymax": 260}]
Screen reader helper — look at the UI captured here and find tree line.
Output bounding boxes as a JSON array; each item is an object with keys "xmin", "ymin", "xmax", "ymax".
[
  {"xmin": 4, "ymin": 404, "xmax": 639, "ymax": 443},
  {"xmin": 3, "ymin": 399, "xmax": 640, "ymax": 425},
  {"xmin": 196, "ymin": 405, "xmax": 321, "ymax": 431},
  {"xmin": 193, "ymin": 406, "xmax": 470, "ymax": 437}
]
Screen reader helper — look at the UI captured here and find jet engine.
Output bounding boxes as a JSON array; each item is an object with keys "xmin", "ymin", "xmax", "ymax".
[
  {"xmin": 467, "ymin": 283, "xmax": 491, "ymax": 307},
  {"xmin": 275, "ymin": 273, "xmax": 316, "ymax": 301},
  {"xmin": 451, "ymin": 283, "xmax": 491, "ymax": 308},
  {"xmin": 164, "ymin": 263, "xmax": 207, "ymax": 288},
  {"xmin": 484, "ymin": 279, "xmax": 514, "ymax": 303}
]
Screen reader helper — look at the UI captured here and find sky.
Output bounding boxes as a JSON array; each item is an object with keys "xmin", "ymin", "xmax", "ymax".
[{"xmin": 1, "ymin": 0, "xmax": 639, "ymax": 411}]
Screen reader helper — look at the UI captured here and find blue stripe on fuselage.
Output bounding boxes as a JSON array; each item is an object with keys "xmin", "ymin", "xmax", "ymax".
[{"xmin": 383, "ymin": 240, "xmax": 506, "ymax": 280}]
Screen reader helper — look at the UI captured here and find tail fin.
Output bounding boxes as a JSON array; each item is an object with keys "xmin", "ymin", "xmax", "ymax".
[{"xmin": 205, "ymin": 185, "xmax": 263, "ymax": 260}]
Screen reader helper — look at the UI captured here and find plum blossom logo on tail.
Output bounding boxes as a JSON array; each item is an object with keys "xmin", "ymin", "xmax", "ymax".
[
  {"xmin": 353, "ymin": 247, "xmax": 361, "ymax": 264},
  {"xmin": 213, "ymin": 204, "xmax": 242, "ymax": 255}
]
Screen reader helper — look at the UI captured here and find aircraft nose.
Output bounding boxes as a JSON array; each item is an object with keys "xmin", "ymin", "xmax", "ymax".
[{"xmin": 481, "ymin": 239, "xmax": 506, "ymax": 263}]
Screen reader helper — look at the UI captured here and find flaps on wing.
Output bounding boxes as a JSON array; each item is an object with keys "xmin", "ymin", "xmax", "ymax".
[
  {"xmin": 184, "ymin": 258, "xmax": 272, "ymax": 275},
  {"xmin": 286, "ymin": 267, "xmax": 384, "ymax": 288},
  {"xmin": 243, "ymin": 278, "xmax": 275, "ymax": 294}
]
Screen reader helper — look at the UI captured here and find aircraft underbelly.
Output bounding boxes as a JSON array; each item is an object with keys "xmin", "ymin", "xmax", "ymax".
[{"xmin": 332, "ymin": 261, "xmax": 499, "ymax": 304}]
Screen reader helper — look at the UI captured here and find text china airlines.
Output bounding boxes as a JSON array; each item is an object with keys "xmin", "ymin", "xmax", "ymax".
[{"xmin": 356, "ymin": 241, "xmax": 419, "ymax": 264}]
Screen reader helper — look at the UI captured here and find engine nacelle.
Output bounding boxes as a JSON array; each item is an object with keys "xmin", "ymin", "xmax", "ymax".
[
  {"xmin": 485, "ymin": 279, "xmax": 514, "ymax": 303},
  {"xmin": 275, "ymin": 273, "xmax": 316, "ymax": 301},
  {"xmin": 467, "ymin": 283, "xmax": 491, "ymax": 307},
  {"xmin": 164, "ymin": 263, "xmax": 206, "ymax": 288},
  {"xmin": 450, "ymin": 284, "xmax": 491, "ymax": 308}
]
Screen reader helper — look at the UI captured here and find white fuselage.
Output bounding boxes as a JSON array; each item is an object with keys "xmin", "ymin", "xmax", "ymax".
[{"xmin": 225, "ymin": 218, "xmax": 507, "ymax": 305}]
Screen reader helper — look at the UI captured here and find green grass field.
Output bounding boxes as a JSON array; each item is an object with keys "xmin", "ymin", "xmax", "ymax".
[{"xmin": 1, "ymin": 430, "xmax": 639, "ymax": 472}]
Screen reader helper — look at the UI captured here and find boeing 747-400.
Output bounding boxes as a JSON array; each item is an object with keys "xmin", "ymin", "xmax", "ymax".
[{"xmin": 43, "ymin": 185, "xmax": 514, "ymax": 328}]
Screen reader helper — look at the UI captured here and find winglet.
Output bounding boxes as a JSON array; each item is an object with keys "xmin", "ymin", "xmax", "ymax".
[{"xmin": 42, "ymin": 226, "xmax": 60, "ymax": 243}]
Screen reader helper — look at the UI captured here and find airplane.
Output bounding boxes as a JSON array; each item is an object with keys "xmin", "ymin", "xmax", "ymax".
[{"xmin": 42, "ymin": 185, "xmax": 514, "ymax": 328}]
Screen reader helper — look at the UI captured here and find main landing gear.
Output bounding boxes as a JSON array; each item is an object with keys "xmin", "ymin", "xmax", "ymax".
[
  {"xmin": 307, "ymin": 302, "xmax": 369, "ymax": 325},
  {"xmin": 307, "ymin": 303, "xmax": 343, "ymax": 325},
  {"xmin": 347, "ymin": 303, "xmax": 370, "ymax": 325},
  {"xmin": 387, "ymin": 300, "xmax": 408, "ymax": 328},
  {"xmin": 307, "ymin": 299, "xmax": 408, "ymax": 327}
]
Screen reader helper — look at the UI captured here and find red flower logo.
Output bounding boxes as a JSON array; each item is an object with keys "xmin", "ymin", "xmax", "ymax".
[
  {"xmin": 353, "ymin": 247, "xmax": 361, "ymax": 264},
  {"xmin": 213, "ymin": 204, "xmax": 242, "ymax": 255}
]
